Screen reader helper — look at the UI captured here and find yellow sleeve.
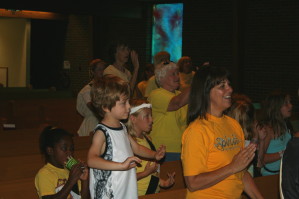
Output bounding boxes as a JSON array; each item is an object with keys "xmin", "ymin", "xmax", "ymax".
[
  {"xmin": 144, "ymin": 76, "xmax": 158, "ymax": 97},
  {"xmin": 182, "ymin": 124, "xmax": 212, "ymax": 176},
  {"xmin": 35, "ymin": 169, "xmax": 57, "ymax": 197},
  {"xmin": 148, "ymin": 90, "xmax": 171, "ymax": 114}
]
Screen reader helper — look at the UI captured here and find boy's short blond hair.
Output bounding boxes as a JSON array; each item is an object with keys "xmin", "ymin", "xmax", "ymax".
[{"xmin": 91, "ymin": 75, "xmax": 130, "ymax": 120}]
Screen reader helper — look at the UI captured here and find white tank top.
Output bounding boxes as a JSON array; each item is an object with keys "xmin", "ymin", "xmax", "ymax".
[{"xmin": 89, "ymin": 123, "xmax": 137, "ymax": 199}]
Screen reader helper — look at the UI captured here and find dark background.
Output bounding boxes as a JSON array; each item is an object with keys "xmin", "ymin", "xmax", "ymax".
[{"xmin": 2, "ymin": 0, "xmax": 299, "ymax": 111}]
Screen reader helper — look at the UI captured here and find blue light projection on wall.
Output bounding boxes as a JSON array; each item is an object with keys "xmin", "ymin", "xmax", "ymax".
[{"xmin": 152, "ymin": 3, "xmax": 183, "ymax": 63}]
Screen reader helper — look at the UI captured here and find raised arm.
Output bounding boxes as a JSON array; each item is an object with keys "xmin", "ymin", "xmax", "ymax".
[
  {"xmin": 184, "ymin": 144, "xmax": 256, "ymax": 192},
  {"xmin": 87, "ymin": 130, "xmax": 141, "ymax": 171},
  {"xmin": 129, "ymin": 50, "xmax": 140, "ymax": 92},
  {"xmin": 167, "ymin": 87, "xmax": 190, "ymax": 112}
]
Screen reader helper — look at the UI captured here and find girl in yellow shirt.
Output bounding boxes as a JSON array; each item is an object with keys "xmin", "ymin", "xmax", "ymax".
[{"xmin": 127, "ymin": 99, "xmax": 175, "ymax": 196}]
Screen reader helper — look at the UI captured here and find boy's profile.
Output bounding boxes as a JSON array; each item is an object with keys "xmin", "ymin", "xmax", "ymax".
[{"xmin": 87, "ymin": 75, "xmax": 166, "ymax": 199}]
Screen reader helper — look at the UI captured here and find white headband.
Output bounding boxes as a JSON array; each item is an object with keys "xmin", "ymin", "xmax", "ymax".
[{"xmin": 130, "ymin": 103, "xmax": 152, "ymax": 114}]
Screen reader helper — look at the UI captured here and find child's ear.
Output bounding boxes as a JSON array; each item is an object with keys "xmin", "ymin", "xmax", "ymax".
[
  {"xmin": 46, "ymin": 147, "xmax": 54, "ymax": 155},
  {"xmin": 129, "ymin": 115, "xmax": 136, "ymax": 123},
  {"xmin": 129, "ymin": 115, "xmax": 137, "ymax": 124},
  {"xmin": 102, "ymin": 105, "xmax": 110, "ymax": 113}
]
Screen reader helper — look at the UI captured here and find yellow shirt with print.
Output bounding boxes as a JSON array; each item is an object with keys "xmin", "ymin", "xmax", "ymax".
[
  {"xmin": 181, "ymin": 114, "xmax": 245, "ymax": 199},
  {"xmin": 35, "ymin": 163, "xmax": 81, "ymax": 199}
]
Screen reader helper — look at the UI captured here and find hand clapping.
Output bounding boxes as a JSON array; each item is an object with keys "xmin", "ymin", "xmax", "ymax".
[{"xmin": 155, "ymin": 145, "xmax": 166, "ymax": 161}]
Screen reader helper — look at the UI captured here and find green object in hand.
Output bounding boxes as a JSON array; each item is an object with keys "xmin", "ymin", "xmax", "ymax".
[{"xmin": 65, "ymin": 156, "xmax": 78, "ymax": 170}]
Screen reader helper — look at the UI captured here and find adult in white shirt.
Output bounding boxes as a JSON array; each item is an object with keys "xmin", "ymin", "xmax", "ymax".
[{"xmin": 77, "ymin": 59, "xmax": 107, "ymax": 136}]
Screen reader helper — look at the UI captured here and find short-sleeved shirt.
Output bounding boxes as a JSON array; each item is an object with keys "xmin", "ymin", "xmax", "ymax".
[
  {"xmin": 136, "ymin": 136, "xmax": 160, "ymax": 196},
  {"xmin": 35, "ymin": 163, "xmax": 81, "ymax": 199},
  {"xmin": 144, "ymin": 76, "xmax": 158, "ymax": 98},
  {"xmin": 137, "ymin": 80, "xmax": 148, "ymax": 97},
  {"xmin": 103, "ymin": 65, "xmax": 132, "ymax": 82},
  {"xmin": 77, "ymin": 82, "xmax": 99, "ymax": 136},
  {"xmin": 181, "ymin": 114, "xmax": 245, "ymax": 199},
  {"xmin": 148, "ymin": 88, "xmax": 187, "ymax": 153}
]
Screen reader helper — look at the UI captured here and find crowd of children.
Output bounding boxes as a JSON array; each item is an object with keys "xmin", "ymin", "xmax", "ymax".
[{"xmin": 35, "ymin": 45, "xmax": 298, "ymax": 199}]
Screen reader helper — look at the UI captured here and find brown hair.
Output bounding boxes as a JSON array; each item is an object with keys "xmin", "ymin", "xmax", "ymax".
[
  {"xmin": 227, "ymin": 96, "xmax": 255, "ymax": 140},
  {"xmin": 91, "ymin": 75, "xmax": 130, "ymax": 120},
  {"xmin": 177, "ymin": 56, "xmax": 192, "ymax": 72}
]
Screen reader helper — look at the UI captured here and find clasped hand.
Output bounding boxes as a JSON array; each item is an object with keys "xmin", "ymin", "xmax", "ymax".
[{"xmin": 155, "ymin": 145, "xmax": 166, "ymax": 161}]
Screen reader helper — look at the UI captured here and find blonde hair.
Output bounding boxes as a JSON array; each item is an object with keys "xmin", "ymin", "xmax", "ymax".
[
  {"xmin": 127, "ymin": 99, "xmax": 150, "ymax": 139},
  {"xmin": 227, "ymin": 96, "xmax": 255, "ymax": 140},
  {"xmin": 91, "ymin": 75, "xmax": 130, "ymax": 120}
]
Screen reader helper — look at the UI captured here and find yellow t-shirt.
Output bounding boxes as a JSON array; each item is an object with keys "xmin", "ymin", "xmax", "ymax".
[
  {"xmin": 35, "ymin": 163, "xmax": 81, "ymax": 199},
  {"xmin": 144, "ymin": 76, "xmax": 158, "ymax": 97},
  {"xmin": 181, "ymin": 114, "xmax": 245, "ymax": 199},
  {"xmin": 148, "ymin": 88, "xmax": 187, "ymax": 153},
  {"xmin": 137, "ymin": 80, "xmax": 148, "ymax": 97},
  {"xmin": 136, "ymin": 136, "xmax": 160, "ymax": 196},
  {"xmin": 103, "ymin": 65, "xmax": 132, "ymax": 82}
]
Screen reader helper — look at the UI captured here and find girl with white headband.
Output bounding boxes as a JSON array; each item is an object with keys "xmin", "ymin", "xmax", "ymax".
[{"xmin": 127, "ymin": 99, "xmax": 175, "ymax": 196}]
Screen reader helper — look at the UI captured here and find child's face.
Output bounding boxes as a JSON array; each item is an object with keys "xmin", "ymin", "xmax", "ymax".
[
  {"xmin": 135, "ymin": 108, "xmax": 153, "ymax": 133},
  {"xmin": 110, "ymin": 94, "xmax": 130, "ymax": 120},
  {"xmin": 281, "ymin": 95, "xmax": 292, "ymax": 118},
  {"xmin": 48, "ymin": 136, "xmax": 74, "ymax": 169}
]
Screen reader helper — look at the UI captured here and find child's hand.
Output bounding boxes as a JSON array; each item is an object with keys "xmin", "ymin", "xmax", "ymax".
[
  {"xmin": 257, "ymin": 126, "xmax": 267, "ymax": 141},
  {"xmin": 155, "ymin": 145, "xmax": 166, "ymax": 161},
  {"xmin": 144, "ymin": 161, "xmax": 158, "ymax": 176},
  {"xmin": 160, "ymin": 172, "xmax": 175, "ymax": 188},
  {"xmin": 78, "ymin": 162, "xmax": 89, "ymax": 181},
  {"xmin": 68, "ymin": 163, "xmax": 84, "ymax": 184},
  {"xmin": 121, "ymin": 156, "xmax": 142, "ymax": 170}
]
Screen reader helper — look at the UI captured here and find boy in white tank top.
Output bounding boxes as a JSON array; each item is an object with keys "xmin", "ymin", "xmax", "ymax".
[{"xmin": 87, "ymin": 75, "xmax": 166, "ymax": 199}]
